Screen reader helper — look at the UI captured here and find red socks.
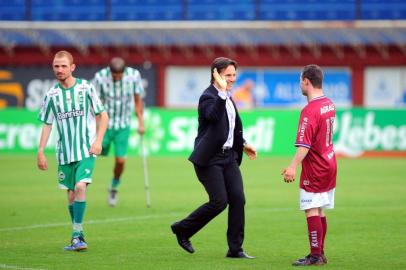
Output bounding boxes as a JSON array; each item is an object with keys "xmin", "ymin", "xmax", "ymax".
[
  {"xmin": 306, "ymin": 216, "xmax": 323, "ymax": 256},
  {"xmin": 321, "ymin": 216, "xmax": 327, "ymax": 254}
]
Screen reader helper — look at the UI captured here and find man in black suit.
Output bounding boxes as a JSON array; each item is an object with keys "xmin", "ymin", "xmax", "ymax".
[{"xmin": 171, "ymin": 57, "xmax": 257, "ymax": 259}]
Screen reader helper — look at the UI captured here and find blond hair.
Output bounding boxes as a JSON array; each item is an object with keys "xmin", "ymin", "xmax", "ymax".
[{"xmin": 54, "ymin": 50, "xmax": 74, "ymax": 64}]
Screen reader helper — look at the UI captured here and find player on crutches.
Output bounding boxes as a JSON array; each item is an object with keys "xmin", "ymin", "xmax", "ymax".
[
  {"xmin": 93, "ymin": 57, "xmax": 146, "ymax": 207},
  {"xmin": 140, "ymin": 134, "xmax": 151, "ymax": 208}
]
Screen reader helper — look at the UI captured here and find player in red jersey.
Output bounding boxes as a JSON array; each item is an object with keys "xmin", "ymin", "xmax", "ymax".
[{"xmin": 282, "ymin": 64, "xmax": 337, "ymax": 266}]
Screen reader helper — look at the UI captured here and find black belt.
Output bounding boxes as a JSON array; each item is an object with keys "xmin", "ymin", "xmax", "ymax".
[{"xmin": 220, "ymin": 147, "xmax": 232, "ymax": 154}]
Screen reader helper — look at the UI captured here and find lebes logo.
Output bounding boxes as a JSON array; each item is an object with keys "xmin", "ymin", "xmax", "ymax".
[
  {"xmin": 0, "ymin": 70, "xmax": 24, "ymax": 108},
  {"xmin": 334, "ymin": 111, "xmax": 406, "ymax": 157}
]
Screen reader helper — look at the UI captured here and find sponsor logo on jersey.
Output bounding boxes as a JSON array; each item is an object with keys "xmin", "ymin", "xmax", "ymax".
[
  {"xmin": 57, "ymin": 109, "xmax": 84, "ymax": 120},
  {"xmin": 77, "ymin": 90, "xmax": 84, "ymax": 104},
  {"xmin": 299, "ymin": 117, "xmax": 308, "ymax": 141},
  {"xmin": 327, "ymin": 150, "xmax": 335, "ymax": 160},
  {"xmin": 85, "ymin": 168, "xmax": 90, "ymax": 174},
  {"xmin": 303, "ymin": 180, "xmax": 310, "ymax": 185},
  {"xmin": 49, "ymin": 89, "xmax": 59, "ymax": 97},
  {"xmin": 320, "ymin": 104, "xmax": 335, "ymax": 115}
]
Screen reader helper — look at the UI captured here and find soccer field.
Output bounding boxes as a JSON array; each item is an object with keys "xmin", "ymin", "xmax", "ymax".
[{"xmin": 0, "ymin": 155, "xmax": 405, "ymax": 270}]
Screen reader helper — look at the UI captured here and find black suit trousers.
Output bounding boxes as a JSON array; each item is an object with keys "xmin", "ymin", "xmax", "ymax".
[{"xmin": 177, "ymin": 150, "xmax": 246, "ymax": 253}]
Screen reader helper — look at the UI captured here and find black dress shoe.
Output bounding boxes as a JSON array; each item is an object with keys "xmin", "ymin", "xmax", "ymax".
[
  {"xmin": 226, "ymin": 251, "xmax": 255, "ymax": 259},
  {"xmin": 171, "ymin": 223, "xmax": 195, "ymax": 254}
]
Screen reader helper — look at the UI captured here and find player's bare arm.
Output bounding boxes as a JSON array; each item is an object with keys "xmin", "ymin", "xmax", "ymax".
[
  {"xmin": 282, "ymin": 146, "xmax": 309, "ymax": 183},
  {"xmin": 134, "ymin": 94, "xmax": 145, "ymax": 135},
  {"xmin": 243, "ymin": 143, "xmax": 257, "ymax": 160},
  {"xmin": 37, "ymin": 124, "xmax": 53, "ymax": 170},
  {"xmin": 90, "ymin": 111, "xmax": 109, "ymax": 155}
]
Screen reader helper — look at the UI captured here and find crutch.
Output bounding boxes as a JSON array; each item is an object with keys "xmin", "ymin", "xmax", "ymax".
[{"xmin": 140, "ymin": 134, "xmax": 151, "ymax": 208}]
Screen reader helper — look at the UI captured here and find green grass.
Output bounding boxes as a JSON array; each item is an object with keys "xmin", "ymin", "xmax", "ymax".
[{"xmin": 0, "ymin": 155, "xmax": 405, "ymax": 270}]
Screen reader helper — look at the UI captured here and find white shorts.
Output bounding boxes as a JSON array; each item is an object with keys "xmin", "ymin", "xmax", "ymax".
[{"xmin": 299, "ymin": 188, "xmax": 335, "ymax": 211}]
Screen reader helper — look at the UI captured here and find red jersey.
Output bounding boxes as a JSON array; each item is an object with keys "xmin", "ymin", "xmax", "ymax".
[{"xmin": 295, "ymin": 96, "xmax": 337, "ymax": 192}]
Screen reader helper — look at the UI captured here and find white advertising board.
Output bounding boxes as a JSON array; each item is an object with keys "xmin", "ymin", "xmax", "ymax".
[{"xmin": 364, "ymin": 67, "xmax": 406, "ymax": 107}]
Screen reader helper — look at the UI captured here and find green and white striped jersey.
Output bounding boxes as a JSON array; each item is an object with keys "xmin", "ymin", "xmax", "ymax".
[
  {"xmin": 38, "ymin": 78, "xmax": 105, "ymax": 165},
  {"xmin": 93, "ymin": 67, "xmax": 144, "ymax": 130}
]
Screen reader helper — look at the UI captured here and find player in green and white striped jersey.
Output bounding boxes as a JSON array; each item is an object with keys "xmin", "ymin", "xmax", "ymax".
[
  {"xmin": 37, "ymin": 50, "xmax": 109, "ymax": 251},
  {"xmin": 93, "ymin": 57, "xmax": 145, "ymax": 207}
]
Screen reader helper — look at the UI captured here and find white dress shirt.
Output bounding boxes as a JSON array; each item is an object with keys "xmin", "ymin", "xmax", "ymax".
[{"xmin": 217, "ymin": 87, "xmax": 236, "ymax": 149}]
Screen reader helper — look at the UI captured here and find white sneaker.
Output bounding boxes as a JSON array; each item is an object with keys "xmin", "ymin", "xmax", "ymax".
[{"xmin": 108, "ymin": 189, "xmax": 118, "ymax": 207}]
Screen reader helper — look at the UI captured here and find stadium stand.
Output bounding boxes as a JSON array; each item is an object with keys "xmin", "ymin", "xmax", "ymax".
[
  {"xmin": 34, "ymin": 0, "xmax": 105, "ymax": 21},
  {"xmin": 361, "ymin": 0, "xmax": 406, "ymax": 20},
  {"xmin": 186, "ymin": 0, "xmax": 256, "ymax": 20},
  {"xmin": 111, "ymin": 0, "xmax": 183, "ymax": 21},
  {"xmin": 0, "ymin": 0, "xmax": 26, "ymax": 21},
  {"xmin": 0, "ymin": 0, "xmax": 405, "ymax": 54},
  {"xmin": 1, "ymin": 0, "xmax": 406, "ymax": 21},
  {"xmin": 0, "ymin": 0, "xmax": 405, "ymax": 108},
  {"xmin": 258, "ymin": 0, "xmax": 356, "ymax": 21}
]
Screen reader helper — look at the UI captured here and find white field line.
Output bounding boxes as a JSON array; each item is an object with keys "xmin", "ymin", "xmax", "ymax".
[
  {"xmin": 0, "ymin": 212, "xmax": 183, "ymax": 232},
  {"xmin": 0, "ymin": 208, "xmax": 292, "ymax": 233},
  {"xmin": 0, "ymin": 264, "xmax": 46, "ymax": 270}
]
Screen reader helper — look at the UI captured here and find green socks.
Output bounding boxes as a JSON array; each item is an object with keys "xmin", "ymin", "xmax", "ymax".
[
  {"xmin": 72, "ymin": 201, "xmax": 86, "ymax": 238},
  {"xmin": 68, "ymin": 204, "xmax": 74, "ymax": 223},
  {"xmin": 111, "ymin": 178, "xmax": 120, "ymax": 190}
]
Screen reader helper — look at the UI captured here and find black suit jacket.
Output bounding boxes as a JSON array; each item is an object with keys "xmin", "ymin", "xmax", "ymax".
[{"xmin": 188, "ymin": 85, "xmax": 245, "ymax": 166}]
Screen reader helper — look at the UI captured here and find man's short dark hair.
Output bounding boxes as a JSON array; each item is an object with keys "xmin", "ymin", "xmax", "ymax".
[
  {"xmin": 301, "ymin": 64, "xmax": 323, "ymax": 88},
  {"xmin": 109, "ymin": 57, "xmax": 126, "ymax": 73},
  {"xmin": 210, "ymin": 57, "xmax": 237, "ymax": 84}
]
